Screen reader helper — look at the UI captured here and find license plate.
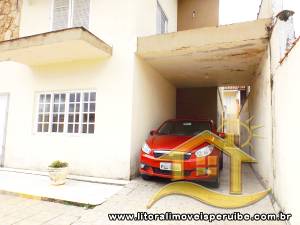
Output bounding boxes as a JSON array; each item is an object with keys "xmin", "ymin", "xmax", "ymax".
[
  {"xmin": 160, "ymin": 162, "xmax": 172, "ymax": 171},
  {"xmin": 160, "ymin": 162, "xmax": 182, "ymax": 171}
]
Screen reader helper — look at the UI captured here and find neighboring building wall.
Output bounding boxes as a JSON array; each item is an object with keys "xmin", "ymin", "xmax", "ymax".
[
  {"xmin": 130, "ymin": 57, "xmax": 176, "ymax": 177},
  {"xmin": 0, "ymin": 0, "xmax": 22, "ymax": 41},
  {"xmin": 177, "ymin": 0, "xmax": 219, "ymax": 31},
  {"xmin": 176, "ymin": 87, "xmax": 217, "ymax": 122},
  {"xmin": 272, "ymin": 42, "xmax": 300, "ymax": 225},
  {"xmin": 243, "ymin": 49, "xmax": 273, "ymax": 188},
  {"xmin": 239, "ymin": 99, "xmax": 250, "ymax": 154}
]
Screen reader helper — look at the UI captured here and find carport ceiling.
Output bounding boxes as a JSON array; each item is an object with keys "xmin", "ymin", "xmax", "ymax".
[{"xmin": 137, "ymin": 19, "xmax": 271, "ymax": 87}]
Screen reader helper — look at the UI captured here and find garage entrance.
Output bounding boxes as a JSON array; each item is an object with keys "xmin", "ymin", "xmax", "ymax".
[{"xmin": 135, "ymin": 19, "xmax": 272, "ymax": 187}]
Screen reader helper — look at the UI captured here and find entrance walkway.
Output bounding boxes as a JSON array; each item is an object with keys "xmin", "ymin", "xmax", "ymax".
[{"xmin": 0, "ymin": 168, "xmax": 125, "ymax": 206}]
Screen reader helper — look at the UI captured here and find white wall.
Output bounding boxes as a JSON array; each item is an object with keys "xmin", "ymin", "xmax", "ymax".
[
  {"xmin": 130, "ymin": 57, "xmax": 176, "ymax": 177},
  {"xmin": 240, "ymin": 49, "xmax": 273, "ymax": 188},
  {"xmin": 272, "ymin": 41, "xmax": 300, "ymax": 225}
]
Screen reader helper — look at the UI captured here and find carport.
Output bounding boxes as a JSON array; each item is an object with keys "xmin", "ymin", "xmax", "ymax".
[
  {"xmin": 132, "ymin": 18, "xmax": 273, "ymax": 192},
  {"xmin": 136, "ymin": 18, "xmax": 271, "ymax": 127},
  {"xmin": 137, "ymin": 19, "xmax": 270, "ymax": 87}
]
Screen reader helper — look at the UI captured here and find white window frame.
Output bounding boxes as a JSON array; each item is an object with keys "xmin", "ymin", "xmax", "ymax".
[
  {"xmin": 156, "ymin": 1, "xmax": 168, "ymax": 34},
  {"xmin": 35, "ymin": 90, "xmax": 96, "ymax": 135},
  {"xmin": 51, "ymin": 0, "xmax": 91, "ymax": 31}
]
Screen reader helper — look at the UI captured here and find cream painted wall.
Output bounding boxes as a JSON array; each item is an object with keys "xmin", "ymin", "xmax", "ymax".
[
  {"xmin": 135, "ymin": 0, "xmax": 177, "ymax": 37},
  {"xmin": 272, "ymin": 42, "xmax": 300, "ymax": 225},
  {"xmin": 241, "ymin": 49, "xmax": 273, "ymax": 188},
  {"xmin": 0, "ymin": 57, "xmax": 134, "ymax": 179},
  {"xmin": 19, "ymin": 0, "xmax": 52, "ymax": 37},
  {"xmin": 130, "ymin": 57, "xmax": 176, "ymax": 177},
  {"xmin": 1, "ymin": 0, "xmax": 178, "ymax": 179}
]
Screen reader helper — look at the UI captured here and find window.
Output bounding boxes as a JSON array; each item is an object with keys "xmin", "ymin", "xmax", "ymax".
[
  {"xmin": 156, "ymin": 1, "xmax": 168, "ymax": 34},
  {"xmin": 36, "ymin": 91, "xmax": 96, "ymax": 134},
  {"xmin": 158, "ymin": 121, "xmax": 210, "ymax": 136},
  {"xmin": 52, "ymin": 0, "xmax": 90, "ymax": 31}
]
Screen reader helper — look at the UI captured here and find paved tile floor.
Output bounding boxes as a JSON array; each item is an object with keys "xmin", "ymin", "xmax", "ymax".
[
  {"xmin": 0, "ymin": 169, "xmax": 124, "ymax": 205},
  {"xmin": 0, "ymin": 157, "xmax": 286, "ymax": 225}
]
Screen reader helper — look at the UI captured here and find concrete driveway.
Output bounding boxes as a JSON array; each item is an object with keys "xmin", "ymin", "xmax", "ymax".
[{"xmin": 0, "ymin": 157, "xmax": 286, "ymax": 225}]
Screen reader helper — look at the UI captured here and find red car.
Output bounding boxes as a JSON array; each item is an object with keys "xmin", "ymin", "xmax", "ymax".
[{"xmin": 140, "ymin": 118, "xmax": 224, "ymax": 187}]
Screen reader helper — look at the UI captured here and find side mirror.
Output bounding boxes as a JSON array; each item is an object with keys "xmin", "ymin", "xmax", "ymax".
[
  {"xmin": 150, "ymin": 129, "xmax": 156, "ymax": 136},
  {"xmin": 218, "ymin": 132, "xmax": 225, "ymax": 138}
]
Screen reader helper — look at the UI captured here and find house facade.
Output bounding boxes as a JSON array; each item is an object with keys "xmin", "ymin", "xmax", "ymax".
[
  {"xmin": 0, "ymin": 1, "xmax": 300, "ymax": 224},
  {"xmin": 0, "ymin": 0, "xmax": 179, "ymax": 180}
]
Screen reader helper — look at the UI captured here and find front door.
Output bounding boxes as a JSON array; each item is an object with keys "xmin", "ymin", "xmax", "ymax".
[{"xmin": 0, "ymin": 94, "xmax": 9, "ymax": 167}]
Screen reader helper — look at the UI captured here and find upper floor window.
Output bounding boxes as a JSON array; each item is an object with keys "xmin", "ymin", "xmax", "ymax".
[
  {"xmin": 52, "ymin": 0, "xmax": 90, "ymax": 31},
  {"xmin": 156, "ymin": 1, "xmax": 168, "ymax": 34}
]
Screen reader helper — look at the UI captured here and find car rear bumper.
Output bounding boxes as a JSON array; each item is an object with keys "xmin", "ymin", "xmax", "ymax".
[{"xmin": 140, "ymin": 152, "xmax": 219, "ymax": 181}]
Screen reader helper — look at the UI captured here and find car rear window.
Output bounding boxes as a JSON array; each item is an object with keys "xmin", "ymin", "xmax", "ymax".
[{"xmin": 157, "ymin": 121, "xmax": 210, "ymax": 136}]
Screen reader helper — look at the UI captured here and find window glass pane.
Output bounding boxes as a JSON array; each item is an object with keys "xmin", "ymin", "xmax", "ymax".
[
  {"xmin": 59, "ymin": 124, "xmax": 64, "ymax": 133},
  {"xmin": 90, "ymin": 103, "xmax": 95, "ymax": 112},
  {"xmin": 61, "ymin": 94, "xmax": 66, "ymax": 102},
  {"xmin": 59, "ymin": 114, "xmax": 64, "ymax": 122},
  {"xmin": 84, "ymin": 103, "xmax": 88, "ymax": 112},
  {"xmin": 53, "ymin": 104, "xmax": 59, "ymax": 112},
  {"xmin": 38, "ymin": 104, "xmax": 44, "ymax": 113},
  {"xmin": 82, "ymin": 124, "xmax": 87, "ymax": 133},
  {"xmin": 88, "ymin": 124, "xmax": 94, "ymax": 134},
  {"xmin": 84, "ymin": 93, "xmax": 89, "ymax": 101},
  {"xmin": 68, "ymin": 114, "xmax": 74, "ymax": 122},
  {"xmin": 89, "ymin": 113, "xmax": 95, "ymax": 123},
  {"xmin": 54, "ymin": 94, "xmax": 60, "ymax": 103},
  {"xmin": 75, "ymin": 103, "xmax": 80, "ymax": 112},
  {"xmin": 70, "ymin": 93, "xmax": 75, "ymax": 102},
  {"xmin": 68, "ymin": 124, "xmax": 73, "ymax": 133},
  {"xmin": 83, "ymin": 113, "xmax": 88, "ymax": 123},
  {"xmin": 90, "ymin": 92, "xmax": 96, "ymax": 101},
  {"xmin": 43, "ymin": 124, "xmax": 49, "ymax": 132},
  {"xmin": 53, "ymin": 114, "xmax": 58, "ymax": 122},
  {"xmin": 75, "ymin": 124, "xmax": 79, "ymax": 133},
  {"xmin": 52, "ymin": 124, "xmax": 58, "ymax": 132},
  {"xmin": 38, "ymin": 124, "xmax": 43, "ymax": 132},
  {"xmin": 45, "ymin": 104, "xmax": 50, "ymax": 112},
  {"xmin": 60, "ymin": 104, "xmax": 65, "ymax": 112},
  {"xmin": 75, "ymin": 114, "xmax": 80, "ymax": 123},
  {"xmin": 76, "ymin": 93, "xmax": 81, "ymax": 102},
  {"xmin": 69, "ymin": 104, "xmax": 75, "ymax": 112},
  {"xmin": 38, "ymin": 114, "xmax": 43, "ymax": 122},
  {"xmin": 45, "ymin": 94, "xmax": 51, "ymax": 103},
  {"xmin": 44, "ymin": 114, "xmax": 50, "ymax": 123},
  {"xmin": 39, "ymin": 95, "xmax": 45, "ymax": 103}
]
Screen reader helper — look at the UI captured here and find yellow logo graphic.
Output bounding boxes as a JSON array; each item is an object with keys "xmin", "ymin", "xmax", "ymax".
[{"xmin": 147, "ymin": 118, "xmax": 270, "ymax": 209}]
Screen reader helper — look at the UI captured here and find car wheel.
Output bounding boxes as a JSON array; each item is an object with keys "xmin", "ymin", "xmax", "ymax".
[{"xmin": 141, "ymin": 174, "xmax": 152, "ymax": 180}]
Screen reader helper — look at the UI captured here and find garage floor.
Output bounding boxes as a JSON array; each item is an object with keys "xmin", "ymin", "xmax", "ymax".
[{"xmin": 0, "ymin": 158, "xmax": 285, "ymax": 225}]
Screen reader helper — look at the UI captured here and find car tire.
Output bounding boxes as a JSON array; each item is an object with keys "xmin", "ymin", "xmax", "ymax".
[{"xmin": 141, "ymin": 174, "xmax": 152, "ymax": 180}]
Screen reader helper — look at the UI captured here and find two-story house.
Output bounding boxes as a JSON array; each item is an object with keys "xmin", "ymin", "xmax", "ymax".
[{"xmin": 0, "ymin": 0, "xmax": 270, "ymax": 181}]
